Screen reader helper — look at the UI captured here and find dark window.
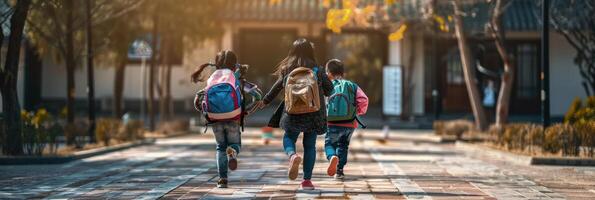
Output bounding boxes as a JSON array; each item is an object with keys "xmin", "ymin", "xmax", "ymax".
[
  {"xmin": 445, "ymin": 48, "xmax": 464, "ymax": 85},
  {"xmin": 516, "ymin": 44, "xmax": 538, "ymax": 98}
]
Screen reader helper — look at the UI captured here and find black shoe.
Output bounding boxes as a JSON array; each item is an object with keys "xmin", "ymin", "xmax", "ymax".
[
  {"xmin": 334, "ymin": 169, "xmax": 345, "ymax": 180},
  {"xmin": 217, "ymin": 178, "xmax": 228, "ymax": 188}
]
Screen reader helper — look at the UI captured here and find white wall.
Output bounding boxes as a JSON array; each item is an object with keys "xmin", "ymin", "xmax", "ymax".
[
  {"xmin": 549, "ymin": 32, "xmax": 588, "ymax": 116},
  {"xmin": 388, "ymin": 36, "xmax": 425, "ymax": 115},
  {"xmin": 40, "ymin": 40, "xmax": 218, "ymax": 102}
]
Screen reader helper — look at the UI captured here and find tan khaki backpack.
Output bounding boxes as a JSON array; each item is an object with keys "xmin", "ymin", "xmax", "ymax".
[{"xmin": 284, "ymin": 67, "xmax": 320, "ymax": 114}]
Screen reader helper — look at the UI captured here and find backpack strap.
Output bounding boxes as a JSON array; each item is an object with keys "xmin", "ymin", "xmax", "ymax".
[
  {"xmin": 352, "ymin": 83, "xmax": 358, "ymax": 107},
  {"xmin": 239, "ymin": 78, "xmax": 246, "ymax": 132},
  {"xmin": 355, "ymin": 116, "xmax": 367, "ymax": 129},
  {"xmin": 348, "ymin": 81, "xmax": 366, "ymax": 128}
]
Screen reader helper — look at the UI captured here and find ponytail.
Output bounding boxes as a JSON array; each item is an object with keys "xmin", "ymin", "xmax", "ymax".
[
  {"xmin": 192, "ymin": 50, "xmax": 237, "ymax": 83},
  {"xmin": 191, "ymin": 63, "xmax": 214, "ymax": 83}
]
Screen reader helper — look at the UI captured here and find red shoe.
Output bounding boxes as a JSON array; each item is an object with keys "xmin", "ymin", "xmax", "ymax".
[
  {"xmin": 301, "ymin": 180, "xmax": 315, "ymax": 190},
  {"xmin": 227, "ymin": 147, "xmax": 238, "ymax": 171},
  {"xmin": 327, "ymin": 156, "xmax": 339, "ymax": 176},
  {"xmin": 288, "ymin": 154, "xmax": 302, "ymax": 180}
]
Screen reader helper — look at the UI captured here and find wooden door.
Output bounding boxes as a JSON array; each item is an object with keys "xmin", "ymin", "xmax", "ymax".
[{"xmin": 439, "ymin": 46, "xmax": 471, "ymax": 113}]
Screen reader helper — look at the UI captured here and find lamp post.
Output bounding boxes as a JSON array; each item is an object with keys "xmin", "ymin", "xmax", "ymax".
[
  {"xmin": 86, "ymin": 0, "xmax": 96, "ymax": 143},
  {"xmin": 541, "ymin": 0, "xmax": 550, "ymax": 127}
]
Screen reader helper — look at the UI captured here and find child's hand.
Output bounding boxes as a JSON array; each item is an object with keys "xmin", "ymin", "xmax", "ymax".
[{"xmin": 250, "ymin": 101, "xmax": 267, "ymax": 113}]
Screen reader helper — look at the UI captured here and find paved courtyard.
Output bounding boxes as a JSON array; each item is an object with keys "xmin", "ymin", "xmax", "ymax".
[{"xmin": 1, "ymin": 129, "xmax": 595, "ymax": 199}]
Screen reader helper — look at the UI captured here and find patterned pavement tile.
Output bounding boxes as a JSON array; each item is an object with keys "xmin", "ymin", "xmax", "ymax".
[{"xmin": 1, "ymin": 129, "xmax": 594, "ymax": 199}]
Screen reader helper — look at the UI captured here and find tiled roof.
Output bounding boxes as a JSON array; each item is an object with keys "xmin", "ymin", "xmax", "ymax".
[
  {"xmin": 221, "ymin": 0, "xmax": 327, "ymax": 22},
  {"xmin": 434, "ymin": 0, "xmax": 540, "ymax": 32},
  {"xmin": 221, "ymin": 0, "xmax": 540, "ymax": 32}
]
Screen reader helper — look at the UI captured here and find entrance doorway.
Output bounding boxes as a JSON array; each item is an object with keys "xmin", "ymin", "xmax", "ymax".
[
  {"xmin": 327, "ymin": 32, "xmax": 388, "ymax": 107},
  {"xmin": 238, "ymin": 29, "xmax": 297, "ymax": 93}
]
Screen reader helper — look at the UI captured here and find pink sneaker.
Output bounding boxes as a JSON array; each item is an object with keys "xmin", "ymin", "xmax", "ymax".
[
  {"xmin": 327, "ymin": 156, "xmax": 339, "ymax": 176},
  {"xmin": 288, "ymin": 154, "xmax": 302, "ymax": 180},
  {"xmin": 301, "ymin": 180, "xmax": 315, "ymax": 190}
]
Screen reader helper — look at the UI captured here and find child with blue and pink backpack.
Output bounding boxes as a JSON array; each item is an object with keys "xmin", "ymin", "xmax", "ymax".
[{"xmin": 191, "ymin": 50, "xmax": 262, "ymax": 188}]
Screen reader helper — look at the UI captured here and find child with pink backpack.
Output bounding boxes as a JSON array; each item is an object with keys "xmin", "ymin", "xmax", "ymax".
[{"xmin": 191, "ymin": 50, "xmax": 262, "ymax": 188}]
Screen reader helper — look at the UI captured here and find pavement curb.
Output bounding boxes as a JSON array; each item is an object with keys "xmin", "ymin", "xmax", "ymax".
[
  {"xmin": 456, "ymin": 141, "xmax": 595, "ymax": 166},
  {"xmin": 0, "ymin": 139, "xmax": 156, "ymax": 165}
]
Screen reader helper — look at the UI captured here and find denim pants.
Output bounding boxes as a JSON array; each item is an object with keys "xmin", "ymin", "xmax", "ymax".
[
  {"xmin": 324, "ymin": 126, "xmax": 355, "ymax": 170},
  {"xmin": 283, "ymin": 131, "xmax": 317, "ymax": 180},
  {"xmin": 212, "ymin": 121, "xmax": 241, "ymax": 179}
]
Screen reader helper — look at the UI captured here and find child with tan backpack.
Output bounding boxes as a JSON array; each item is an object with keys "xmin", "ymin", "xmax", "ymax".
[{"xmin": 254, "ymin": 38, "xmax": 333, "ymax": 190}]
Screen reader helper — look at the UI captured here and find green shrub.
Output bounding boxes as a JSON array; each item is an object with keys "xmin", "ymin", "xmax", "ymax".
[
  {"xmin": 47, "ymin": 123, "xmax": 62, "ymax": 154},
  {"xmin": 543, "ymin": 124, "xmax": 581, "ymax": 156},
  {"xmin": 565, "ymin": 96, "xmax": 595, "ymax": 124},
  {"xmin": 575, "ymin": 121, "xmax": 595, "ymax": 157},
  {"xmin": 586, "ymin": 96, "xmax": 595, "ymax": 108},
  {"xmin": 488, "ymin": 124, "xmax": 543, "ymax": 153},
  {"xmin": 487, "ymin": 125, "xmax": 504, "ymax": 145},
  {"xmin": 433, "ymin": 121, "xmax": 445, "ymax": 135},
  {"xmin": 20, "ymin": 110, "xmax": 52, "ymax": 156},
  {"xmin": 543, "ymin": 124, "xmax": 562, "ymax": 154},
  {"xmin": 433, "ymin": 120, "xmax": 474, "ymax": 139},
  {"xmin": 157, "ymin": 120, "xmax": 189, "ymax": 135},
  {"xmin": 64, "ymin": 124, "xmax": 77, "ymax": 146},
  {"xmin": 96, "ymin": 118, "xmax": 120, "ymax": 146},
  {"xmin": 117, "ymin": 120, "xmax": 144, "ymax": 142},
  {"xmin": 525, "ymin": 124, "xmax": 544, "ymax": 153},
  {"xmin": 564, "ymin": 97, "xmax": 583, "ymax": 123}
]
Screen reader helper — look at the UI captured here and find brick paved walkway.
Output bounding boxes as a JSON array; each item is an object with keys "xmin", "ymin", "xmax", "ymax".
[{"xmin": 1, "ymin": 129, "xmax": 594, "ymax": 199}]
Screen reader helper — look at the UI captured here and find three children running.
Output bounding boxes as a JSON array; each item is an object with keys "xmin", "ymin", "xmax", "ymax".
[{"xmin": 192, "ymin": 38, "xmax": 368, "ymax": 190}]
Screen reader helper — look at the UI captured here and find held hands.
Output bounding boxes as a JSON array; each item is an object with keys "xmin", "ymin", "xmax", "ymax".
[{"xmin": 247, "ymin": 100, "xmax": 267, "ymax": 115}]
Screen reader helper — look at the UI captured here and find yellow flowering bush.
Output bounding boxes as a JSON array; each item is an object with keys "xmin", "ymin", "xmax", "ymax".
[
  {"xmin": 564, "ymin": 96, "xmax": 595, "ymax": 124},
  {"xmin": 20, "ymin": 109, "xmax": 53, "ymax": 155}
]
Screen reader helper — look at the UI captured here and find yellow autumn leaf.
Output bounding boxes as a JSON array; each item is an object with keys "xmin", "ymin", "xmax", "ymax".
[
  {"xmin": 343, "ymin": 0, "xmax": 355, "ymax": 9},
  {"xmin": 433, "ymin": 15, "xmax": 448, "ymax": 32},
  {"xmin": 323, "ymin": 0, "xmax": 333, "ymax": 8},
  {"xmin": 433, "ymin": 15, "xmax": 445, "ymax": 24},
  {"xmin": 389, "ymin": 24, "xmax": 407, "ymax": 41},
  {"xmin": 269, "ymin": 0, "xmax": 281, "ymax": 5},
  {"xmin": 326, "ymin": 8, "xmax": 353, "ymax": 33},
  {"xmin": 385, "ymin": 0, "xmax": 397, "ymax": 5}
]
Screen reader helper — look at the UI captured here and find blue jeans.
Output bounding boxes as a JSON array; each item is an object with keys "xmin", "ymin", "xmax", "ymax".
[
  {"xmin": 212, "ymin": 121, "xmax": 241, "ymax": 179},
  {"xmin": 324, "ymin": 126, "xmax": 355, "ymax": 170},
  {"xmin": 283, "ymin": 130, "xmax": 317, "ymax": 180}
]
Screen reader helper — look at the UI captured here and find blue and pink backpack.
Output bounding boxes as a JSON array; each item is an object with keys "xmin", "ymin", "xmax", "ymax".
[{"xmin": 201, "ymin": 69, "xmax": 242, "ymax": 122}]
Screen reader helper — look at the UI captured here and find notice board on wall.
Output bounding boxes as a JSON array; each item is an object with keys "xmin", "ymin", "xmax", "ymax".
[{"xmin": 383, "ymin": 66, "xmax": 402, "ymax": 116}]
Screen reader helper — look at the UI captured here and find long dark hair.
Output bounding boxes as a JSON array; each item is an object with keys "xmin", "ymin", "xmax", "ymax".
[
  {"xmin": 274, "ymin": 38, "xmax": 317, "ymax": 77},
  {"xmin": 191, "ymin": 50, "xmax": 238, "ymax": 83}
]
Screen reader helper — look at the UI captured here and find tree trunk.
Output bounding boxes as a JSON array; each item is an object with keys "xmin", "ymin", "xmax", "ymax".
[
  {"xmin": 159, "ymin": 38, "xmax": 172, "ymax": 121},
  {"xmin": 65, "ymin": 0, "xmax": 76, "ymax": 145},
  {"xmin": 148, "ymin": 10, "xmax": 159, "ymax": 131},
  {"xmin": 1, "ymin": 87, "xmax": 23, "ymax": 155},
  {"xmin": 401, "ymin": 33, "xmax": 416, "ymax": 121},
  {"xmin": 86, "ymin": 0, "xmax": 96, "ymax": 143},
  {"xmin": 159, "ymin": 57, "xmax": 166, "ymax": 121},
  {"xmin": 452, "ymin": 0, "xmax": 488, "ymax": 131},
  {"xmin": 0, "ymin": 0, "xmax": 32, "ymax": 155},
  {"xmin": 165, "ymin": 62, "xmax": 173, "ymax": 120},
  {"xmin": 490, "ymin": 0, "xmax": 514, "ymax": 127},
  {"xmin": 113, "ymin": 59, "xmax": 126, "ymax": 118}
]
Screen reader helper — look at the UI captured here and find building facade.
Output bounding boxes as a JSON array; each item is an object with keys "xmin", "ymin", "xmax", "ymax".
[{"xmin": 2, "ymin": 0, "xmax": 587, "ymax": 122}]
